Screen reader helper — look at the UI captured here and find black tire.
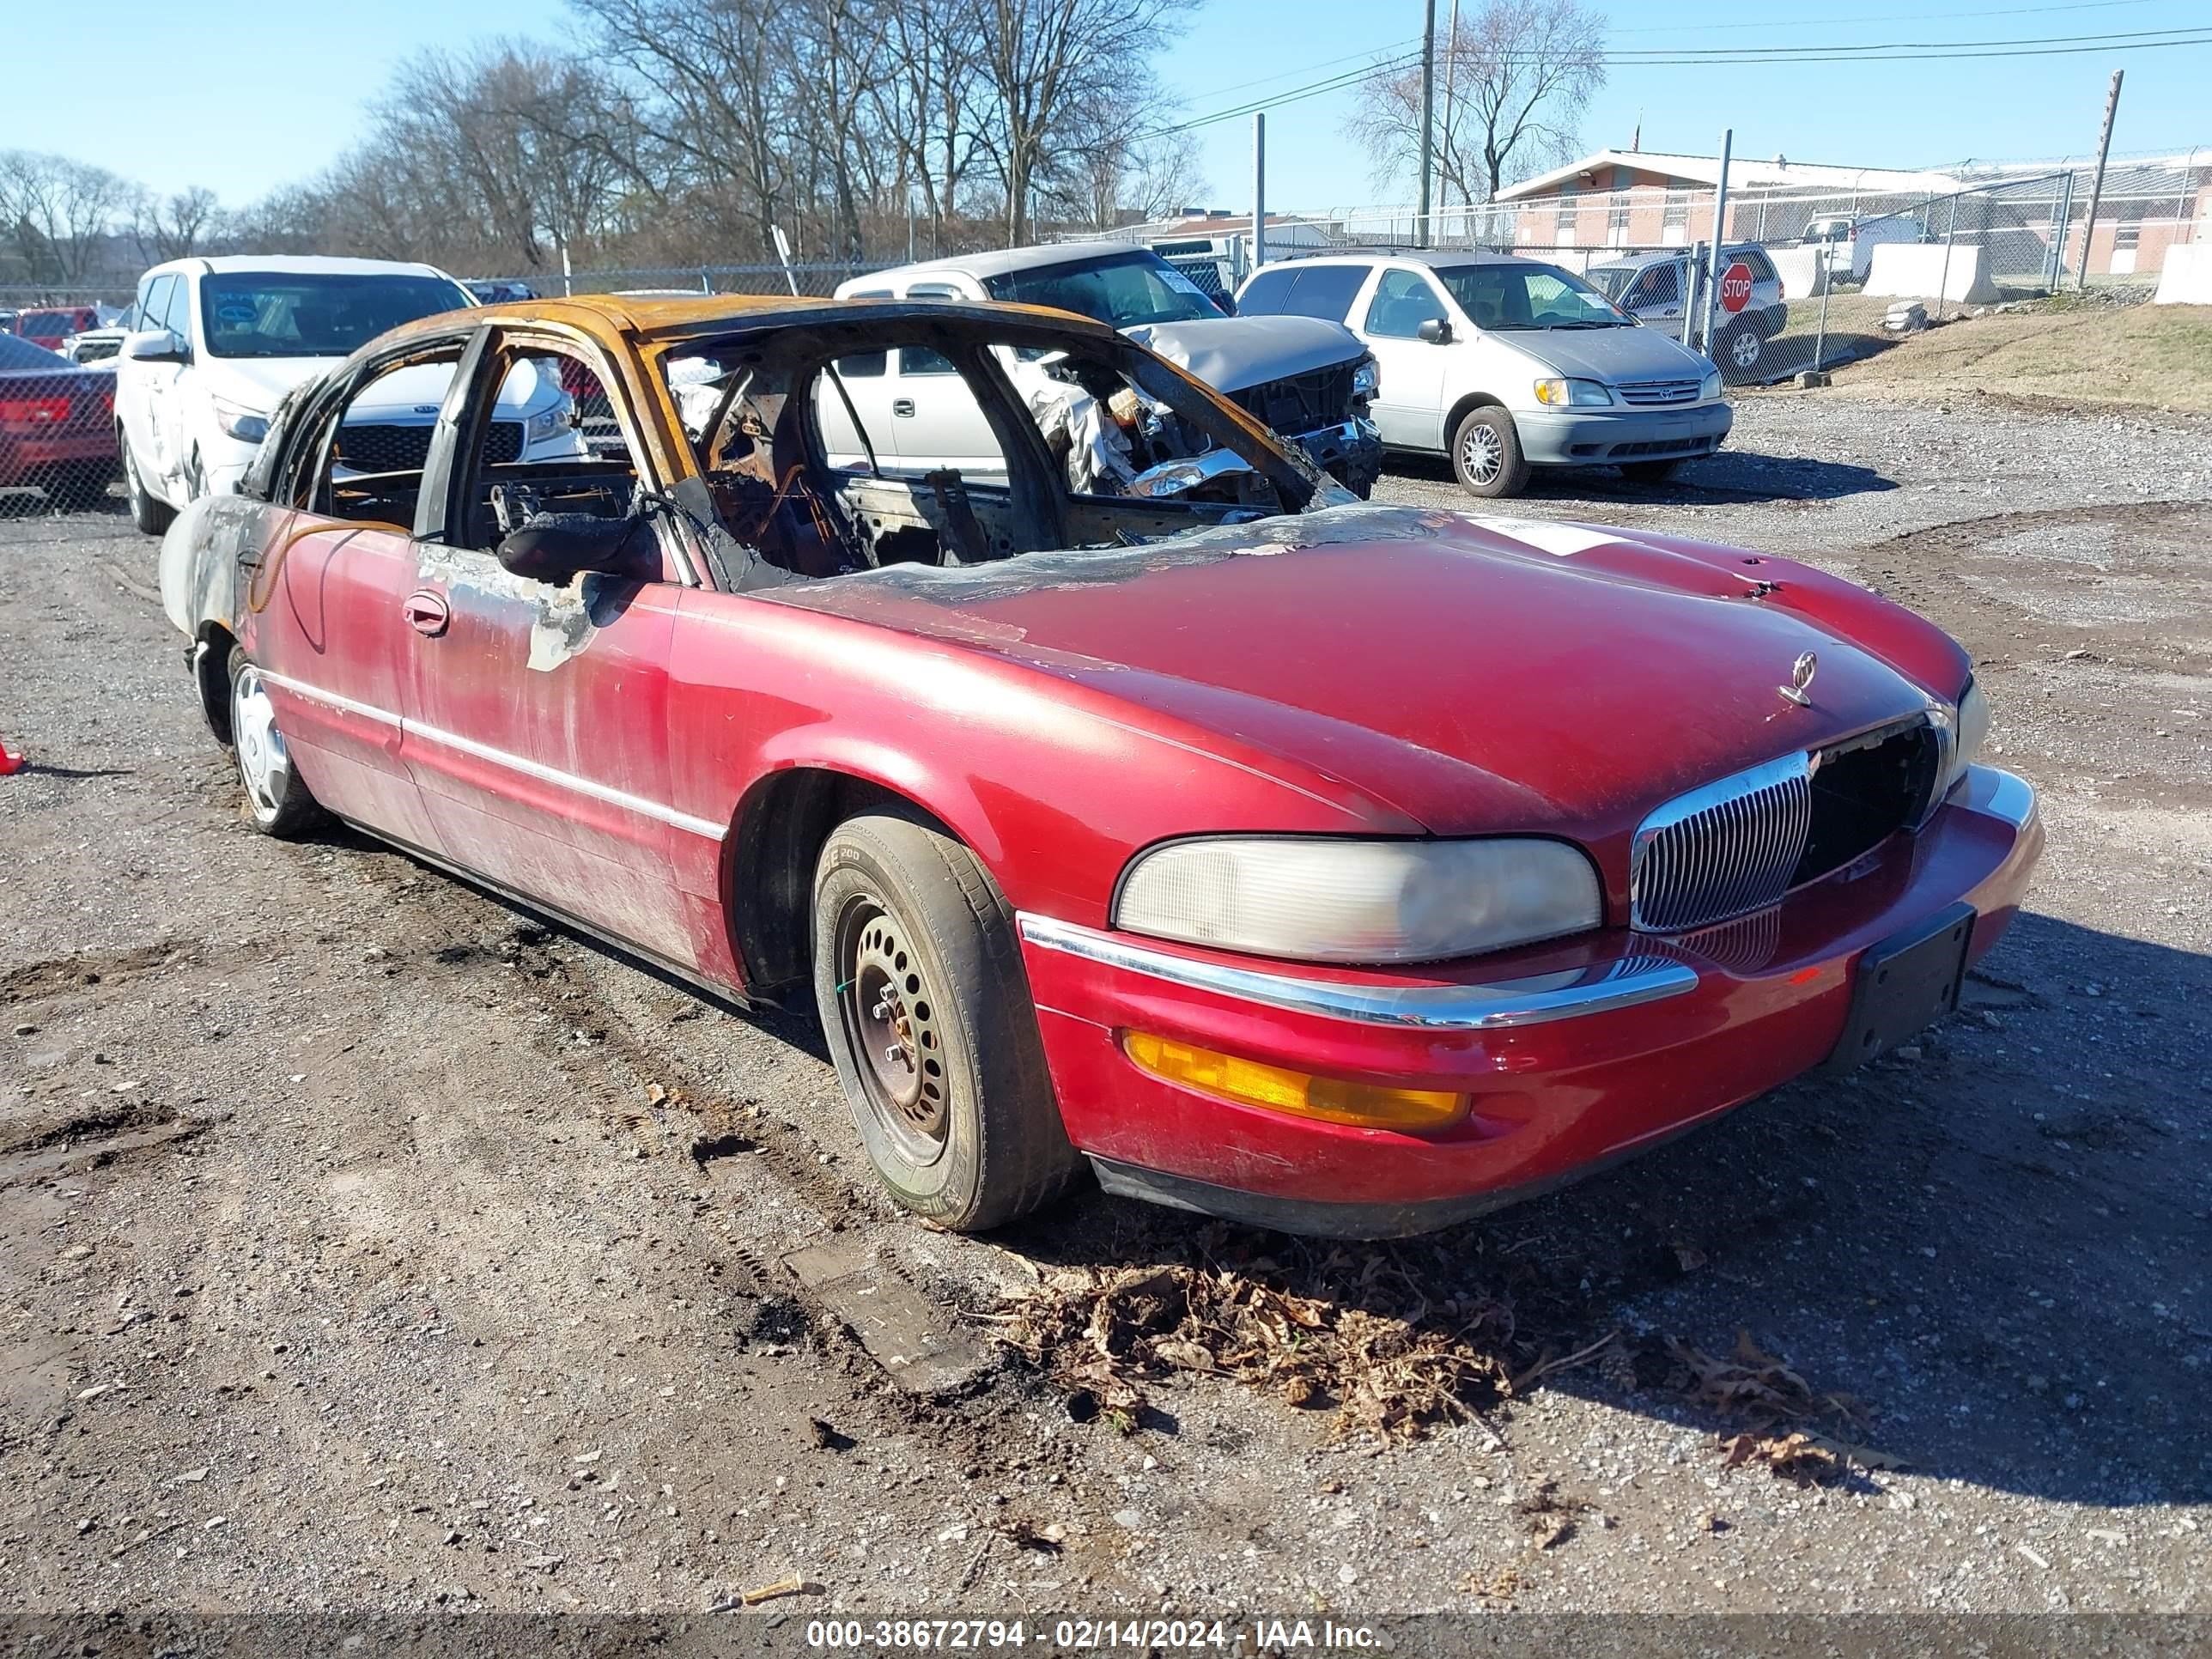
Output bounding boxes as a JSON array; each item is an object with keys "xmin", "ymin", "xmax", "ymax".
[
  {"xmin": 1719, "ymin": 323, "xmax": 1764, "ymax": 378},
  {"xmin": 812, "ymin": 807, "xmax": 1078, "ymax": 1231},
  {"xmin": 123, "ymin": 440, "xmax": 174, "ymax": 535},
  {"xmin": 1620, "ymin": 458, "xmax": 1684, "ymax": 483},
  {"xmin": 227, "ymin": 645, "xmax": 325, "ymax": 838},
  {"xmin": 1449, "ymin": 405, "xmax": 1530, "ymax": 498}
]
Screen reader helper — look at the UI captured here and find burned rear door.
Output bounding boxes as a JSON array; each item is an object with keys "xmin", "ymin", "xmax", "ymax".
[{"xmin": 392, "ymin": 328, "xmax": 698, "ymax": 967}]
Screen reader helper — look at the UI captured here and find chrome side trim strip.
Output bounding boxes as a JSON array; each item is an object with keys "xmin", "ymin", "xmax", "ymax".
[
  {"xmin": 1016, "ymin": 913, "xmax": 1697, "ymax": 1030},
  {"xmin": 1958, "ymin": 764, "xmax": 2038, "ymax": 830},
  {"xmin": 260, "ymin": 669, "xmax": 401, "ymax": 728},
  {"xmin": 258, "ymin": 671, "xmax": 727, "ymax": 842}
]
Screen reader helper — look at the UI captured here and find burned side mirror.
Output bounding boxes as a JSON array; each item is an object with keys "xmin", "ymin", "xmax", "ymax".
[
  {"xmin": 495, "ymin": 513, "xmax": 653, "ymax": 585},
  {"xmin": 1417, "ymin": 317, "xmax": 1453, "ymax": 345}
]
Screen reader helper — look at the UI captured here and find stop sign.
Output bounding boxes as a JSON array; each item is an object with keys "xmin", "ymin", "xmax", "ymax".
[{"xmin": 1718, "ymin": 260, "xmax": 1754, "ymax": 313}]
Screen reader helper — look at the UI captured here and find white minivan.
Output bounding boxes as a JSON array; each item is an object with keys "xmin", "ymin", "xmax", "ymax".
[
  {"xmin": 1234, "ymin": 250, "xmax": 1731, "ymax": 497},
  {"xmin": 113, "ymin": 255, "xmax": 580, "ymax": 533}
]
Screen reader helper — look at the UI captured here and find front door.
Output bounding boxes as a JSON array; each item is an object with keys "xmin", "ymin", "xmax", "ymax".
[
  {"xmin": 394, "ymin": 331, "xmax": 695, "ymax": 966},
  {"xmin": 241, "ymin": 338, "xmax": 477, "ymax": 852}
]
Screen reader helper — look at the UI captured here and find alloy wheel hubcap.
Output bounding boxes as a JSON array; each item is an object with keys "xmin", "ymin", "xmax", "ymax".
[
  {"xmin": 1460, "ymin": 424, "xmax": 1502, "ymax": 484},
  {"xmin": 1731, "ymin": 331, "xmax": 1759, "ymax": 367},
  {"xmin": 231, "ymin": 665, "xmax": 289, "ymax": 823},
  {"xmin": 836, "ymin": 901, "xmax": 948, "ymax": 1161}
]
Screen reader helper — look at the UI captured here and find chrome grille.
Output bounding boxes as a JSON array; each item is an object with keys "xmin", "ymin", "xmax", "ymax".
[
  {"xmin": 1631, "ymin": 752, "xmax": 1813, "ymax": 932},
  {"xmin": 1616, "ymin": 379, "xmax": 1701, "ymax": 407}
]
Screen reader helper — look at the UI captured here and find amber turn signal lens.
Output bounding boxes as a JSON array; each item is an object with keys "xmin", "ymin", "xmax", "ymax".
[{"xmin": 1121, "ymin": 1030, "xmax": 1466, "ymax": 1132}]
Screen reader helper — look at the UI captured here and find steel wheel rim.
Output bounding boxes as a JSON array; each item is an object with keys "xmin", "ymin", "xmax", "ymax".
[
  {"xmin": 834, "ymin": 896, "xmax": 949, "ymax": 1165},
  {"xmin": 1730, "ymin": 330, "xmax": 1759, "ymax": 368},
  {"xmin": 1459, "ymin": 422, "xmax": 1503, "ymax": 485},
  {"xmin": 231, "ymin": 664, "xmax": 289, "ymax": 824}
]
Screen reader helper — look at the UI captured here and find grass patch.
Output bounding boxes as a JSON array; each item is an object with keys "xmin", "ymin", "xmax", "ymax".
[{"xmin": 1823, "ymin": 300, "xmax": 2212, "ymax": 412}]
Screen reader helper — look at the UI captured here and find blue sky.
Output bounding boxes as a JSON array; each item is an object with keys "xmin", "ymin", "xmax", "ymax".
[{"xmin": 5, "ymin": 0, "xmax": 2207, "ymax": 213}]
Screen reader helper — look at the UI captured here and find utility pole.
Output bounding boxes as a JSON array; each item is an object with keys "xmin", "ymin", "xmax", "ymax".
[
  {"xmin": 1252, "ymin": 112, "xmax": 1267, "ymax": 280},
  {"xmin": 1437, "ymin": 0, "xmax": 1461, "ymax": 236},
  {"xmin": 1417, "ymin": 0, "xmax": 1436, "ymax": 248},
  {"xmin": 2075, "ymin": 68, "xmax": 2124, "ymax": 291}
]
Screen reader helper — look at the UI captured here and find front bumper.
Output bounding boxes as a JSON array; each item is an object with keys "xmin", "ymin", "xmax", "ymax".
[
  {"xmin": 1517, "ymin": 400, "xmax": 1733, "ymax": 468},
  {"xmin": 1291, "ymin": 416, "xmax": 1382, "ymax": 494},
  {"xmin": 1018, "ymin": 765, "xmax": 2041, "ymax": 1237}
]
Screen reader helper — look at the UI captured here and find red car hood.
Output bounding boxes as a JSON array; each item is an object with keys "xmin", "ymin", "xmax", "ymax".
[{"xmin": 771, "ymin": 506, "xmax": 1952, "ymax": 839}]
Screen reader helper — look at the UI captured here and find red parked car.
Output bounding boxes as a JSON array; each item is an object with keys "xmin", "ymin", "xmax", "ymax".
[
  {"xmin": 0, "ymin": 334, "xmax": 117, "ymax": 509},
  {"xmin": 156, "ymin": 294, "xmax": 2040, "ymax": 1237},
  {"xmin": 14, "ymin": 306, "xmax": 100, "ymax": 353}
]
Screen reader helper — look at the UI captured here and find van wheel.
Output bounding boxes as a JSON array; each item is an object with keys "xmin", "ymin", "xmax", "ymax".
[
  {"xmin": 812, "ymin": 807, "xmax": 1078, "ymax": 1231},
  {"xmin": 124, "ymin": 441, "xmax": 174, "ymax": 535},
  {"xmin": 1450, "ymin": 407, "xmax": 1529, "ymax": 498}
]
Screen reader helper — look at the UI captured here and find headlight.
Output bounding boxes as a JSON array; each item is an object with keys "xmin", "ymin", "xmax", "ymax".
[
  {"xmin": 211, "ymin": 396, "xmax": 269, "ymax": 444},
  {"xmin": 1944, "ymin": 678, "xmax": 1990, "ymax": 794},
  {"xmin": 1533, "ymin": 377, "xmax": 1613, "ymax": 408},
  {"xmin": 1700, "ymin": 368, "xmax": 1723, "ymax": 401},
  {"xmin": 526, "ymin": 400, "xmax": 572, "ymax": 444},
  {"xmin": 1114, "ymin": 836, "xmax": 1603, "ymax": 964},
  {"xmin": 1351, "ymin": 356, "xmax": 1379, "ymax": 399}
]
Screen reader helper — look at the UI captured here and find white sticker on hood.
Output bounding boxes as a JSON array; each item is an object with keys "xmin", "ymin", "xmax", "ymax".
[{"xmin": 1460, "ymin": 514, "xmax": 1626, "ymax": 556}]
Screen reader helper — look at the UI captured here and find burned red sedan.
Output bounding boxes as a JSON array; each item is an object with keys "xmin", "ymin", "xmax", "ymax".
[{"xmin": 157, "ymin": 294, "xmax": 2039, "ymax": 1237}]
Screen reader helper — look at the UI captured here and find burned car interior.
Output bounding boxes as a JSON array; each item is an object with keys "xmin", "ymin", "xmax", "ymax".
[
  {"xmin": 244, "ymin": 306, "xmax": 1343, "ymax": 596},
  {"xmin": 657, "ymin": 313, "xmax": 1333, "ymax": 587}
]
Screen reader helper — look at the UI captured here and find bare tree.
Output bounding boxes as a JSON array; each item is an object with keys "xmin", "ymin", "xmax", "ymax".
[
  {"xmin": 130, "ymin": 185, "xmax": 223, "ymax": 264},
  {"xmin": 0, "ymin": 150, "xmax": 131, "ymax": 283},
  {"xmin": 969, "ymin": 0, "xmax": 1190, "ymax": 245},
  {"xmin": 1346, "ymin": 0, "xmax": 1605, "ymax": 204}
]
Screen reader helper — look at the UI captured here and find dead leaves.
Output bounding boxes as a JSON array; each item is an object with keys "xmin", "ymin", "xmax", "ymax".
[
  {"xmin": 1666, "ymin": 1330, "xmax": 1903, "ymax": 1485},
  {"xmin": 994, "ymin": 1241, "xmax": 1515, "ymax": 1442}
]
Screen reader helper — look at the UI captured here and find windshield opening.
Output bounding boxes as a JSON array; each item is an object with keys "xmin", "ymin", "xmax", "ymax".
[
  {"xmin": 981, "ymin": 252, "xmax": 1219, "ymax": 330},
  {"xmin": 199, "ymin": 273, "xmax": 474, "ymax": 359},
  {"xmin": 1433, "ymin": 262, "xmax": 1627, "ymax": 330}
]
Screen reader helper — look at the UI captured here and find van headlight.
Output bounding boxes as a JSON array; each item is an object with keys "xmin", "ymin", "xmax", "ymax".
[
  {"xmin": 1114, "ymin": 836, "xmax": 1604, "ymax": 964},
  {"xmin": 526, "ymin": 400, "xmax": 572, "ymax": 444},
  {"xmin": 211, "ymin": 396, "xmax": 270, "ymax": 444},
  {"xmin": 1700, "ymin": 368, "xmax": 1723, "ymax": 401},
  {"xmin": 1533, "ymin": 377, "xmax": 1613, "ymax": 407}
]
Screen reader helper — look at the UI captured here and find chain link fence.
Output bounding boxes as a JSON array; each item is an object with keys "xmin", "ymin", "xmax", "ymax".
[{"xmin": 1, "ymin": 260, "xmax": 896, "ymax": 519}]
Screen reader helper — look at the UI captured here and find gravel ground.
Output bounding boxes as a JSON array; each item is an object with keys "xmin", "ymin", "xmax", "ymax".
[{"xmin": 0, "ymin": 389, "xmax": 2207, "ymax": 1632}]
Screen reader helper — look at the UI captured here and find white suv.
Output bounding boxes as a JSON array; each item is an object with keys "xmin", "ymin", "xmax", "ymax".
[
  {"xmin": 113, "ymin": 255, "xmax": 577, "ymax": 533},
  {"xmin": 1235, "ymin": 250, "xmax": 1731, "ymax": 497}
]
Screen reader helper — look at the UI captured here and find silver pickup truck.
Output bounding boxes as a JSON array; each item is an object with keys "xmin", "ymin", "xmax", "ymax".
[{"xmin": 833, "ymin": 243, "xmax": 1382, "ymax": 496}]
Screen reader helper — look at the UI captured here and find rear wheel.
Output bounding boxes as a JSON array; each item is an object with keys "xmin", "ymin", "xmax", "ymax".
[
  {"xmin": 228, "ymin": 646, "xmax": 325, "ymax": 838},
  {"xmin": 812, "ymin": 807, "xmax": 1078, "ymax": 1231},
  {"xmin": 1721, "ymin": 324, "xmax": 1764, "ymax": 377},
  {"xmin": 1449, "ymin": 406, "xmax": 1530, "ymax": 498},
  {"xmin": 123, "ymin": 441, "xmax": 173, "ymax": 535}
]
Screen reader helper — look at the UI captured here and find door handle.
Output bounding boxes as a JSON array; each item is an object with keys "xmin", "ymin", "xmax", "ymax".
[
  {"xmin": 402, "ymin": 589, "xmax": 450, "ymax": 638},
  {"xmin": 891, "ymin": 398, "xmax": 915, "ymax": 417}
]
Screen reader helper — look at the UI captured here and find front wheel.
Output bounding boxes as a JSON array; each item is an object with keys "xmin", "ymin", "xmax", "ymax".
[
  {"xmin": 123, "ymin": 441, "xmax": 174, "ymax": 535},
  {"xmin": 812, "ymin": 808, "xmax": 1078, "ymax": 1231},
  {"xmin": 1449, "ymin": 406, "xmax": 1530, "ymax": 498},
  {"xmin": 228, "ymin": 647, "xmax": 325, "ymax": 838}
]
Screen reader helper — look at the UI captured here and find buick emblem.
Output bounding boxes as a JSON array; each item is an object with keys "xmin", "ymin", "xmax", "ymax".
[{"xmin": 1778, "ymin": 651, "xmax": 1818, "ymax": 708}]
